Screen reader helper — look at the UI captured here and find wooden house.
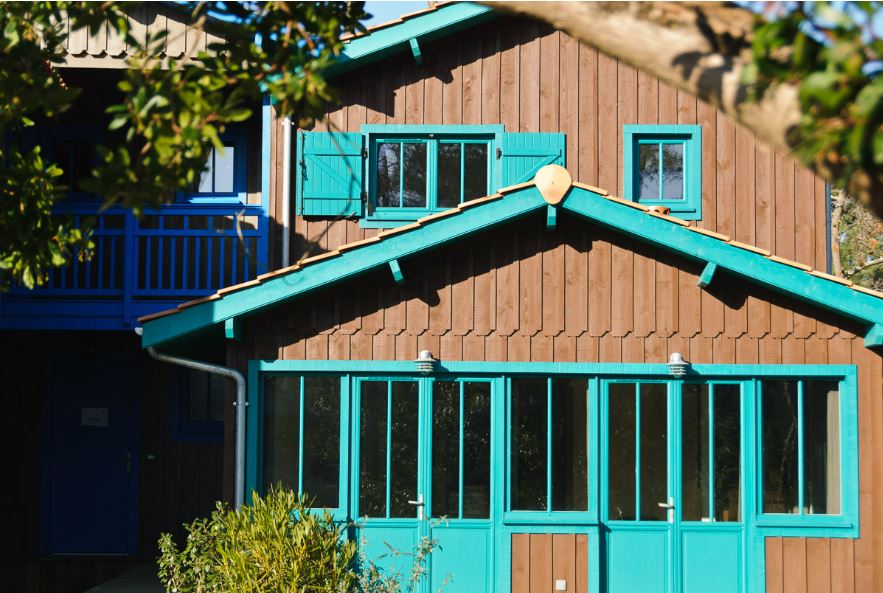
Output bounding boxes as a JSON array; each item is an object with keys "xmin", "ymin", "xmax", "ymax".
[{"xmin": 5, "ymin": 3, "xmax": 883, "ymax": 593}]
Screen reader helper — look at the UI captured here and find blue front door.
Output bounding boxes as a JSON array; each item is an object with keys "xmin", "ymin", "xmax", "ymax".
[
  {"xmin": 603, "ymin": 380, "xmax": 744, "ymax": 593},
  {"xmin": 44, "ymin": 358, "xmax": 138, "ymax": 555},
  {"xmin": 353, "ymin": 377, "xmax": 494, "ymax": 593}
]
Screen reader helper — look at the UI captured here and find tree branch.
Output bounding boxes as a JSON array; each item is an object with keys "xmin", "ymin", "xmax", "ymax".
[
  {"xmin": 830, "ymin": 188, "xmax": 845, "ymax": 277},
  {"xmin": 845, "ymin": 257, "xmax": 883, "ymax": 278},
  {"xmin": 483, "ymin": 1, "xmax": 883, "ymax": 218}
]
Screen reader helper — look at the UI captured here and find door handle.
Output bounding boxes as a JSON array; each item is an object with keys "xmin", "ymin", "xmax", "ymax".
[
  {"xmin": 657, "ymin": 497, "xmax": 675, "ymax": 523},
  {"xmin": 407, "ymin": 495, "xmax": 424, "ymax": 520}
]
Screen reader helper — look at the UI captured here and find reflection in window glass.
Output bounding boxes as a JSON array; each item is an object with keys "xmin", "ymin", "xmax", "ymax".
[
  {"xmin": 551, "ymin": 379, "xmax": 588, "ymax": 511},
  {"xmin": 608, "ymin": 383, "xmax": 637, "ymax": 520},
  {"xmin": 432, "ymin": 381, "xmax": 459, "ymax": 518},
  {"xmin": 714, "ymin": 384, "xmax": 741, "ymax": 522},
  {"xmin": 640, "ymin": 383, "xmax": 668, "ymax": 521},
  {"xmin": 402, "ymin": 143, "xmax": 427, "ymax": 207},
  {"xmin": 301, "ymin": 377, "xmax": 340, "ymax": 508},
  {"xmin": 464, "ymin": 144, "xmax": 488, "ymax": 201},
  {"xmin": 804, "ymin": 381, "xmax": 840, "ymax": 515},
  {"xmin": 661, "ymin": 143, "xmax": 684, "ymax": 200},
  {"xmin": 511, "ymin": 379, "xmax": 547, "ymax": 510},
  {"xmin": 262, "ymin": 376, "xmax": 299, "ymax": 492},
  {"xmin": 762, "ymin": 381, "xmax": 799, "ymax": 514},
  {"xmin": 376, "ymin": 143, "xmax": 401, "ymax": 208},
  {"xmin": 463, "ymin": 382, "xmax": 491, "ymax": 518},
  {"xmin": 198, "ymin": 145, "xmax": 236, "ymax": 193},
  {"xmin": 390, "ymin": 382, "xmax": 419, "ymax": 517},
  {"xmin": 359, "ymin": 381, "xmax": 388, "ymax": 517},
  {"xmin": 437, "ymin": 143, "xmax": 461, "ymax": 209},
  {"xmin": 681, "ymin": 383, "xmax": 710, "ymax": 522},
  {"xmin": 637, "ymin": 143, "xmax": 660, "ymax": 201}
]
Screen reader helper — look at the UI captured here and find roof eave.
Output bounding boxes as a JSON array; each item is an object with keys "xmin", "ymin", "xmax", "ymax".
[{"xmin": 325, "ymin": 2, "xmax": 496, "ymax": 78}]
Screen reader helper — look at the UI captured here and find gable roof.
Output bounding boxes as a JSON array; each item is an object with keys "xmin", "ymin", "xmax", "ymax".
[
  {"xmin": 325, "ymin": 2, "xmax": 496, "ymax": 77},
  {"xmin": 139, "ymin": 166, "xmax": 883, "ymax": 350}
]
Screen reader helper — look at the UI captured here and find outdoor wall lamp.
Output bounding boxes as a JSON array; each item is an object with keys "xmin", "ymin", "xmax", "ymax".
[
  {"xmin": 415, "ymin": 350, "xmax": 437, "ymax": 374},
  {"xmin": 668, "ymin": 352, "xmax": 690, "ymax": 378}
]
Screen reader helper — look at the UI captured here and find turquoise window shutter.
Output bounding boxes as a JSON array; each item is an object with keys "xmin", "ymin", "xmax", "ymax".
[
  {"xmin": 297, "ymin": 131, "xmax": 364, "ymax": 217},
  {"xmin": 499, "ymin": 132, "xmax": 566, "ymax": 187}
]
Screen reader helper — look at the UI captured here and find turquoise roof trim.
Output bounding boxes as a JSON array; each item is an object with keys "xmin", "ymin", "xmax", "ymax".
[
  {"xmin": 139, "ymin": 177, "xmax": 883, "ymax": 349},
  {"xmin": 325, "ymin": 2, "xmax": 496, "ymax": 77}
]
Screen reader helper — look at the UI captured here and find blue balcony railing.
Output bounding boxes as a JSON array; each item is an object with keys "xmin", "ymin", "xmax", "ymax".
[{"xmin": 2, "ymin": 203, "xmax": 269, "ymax": 330}]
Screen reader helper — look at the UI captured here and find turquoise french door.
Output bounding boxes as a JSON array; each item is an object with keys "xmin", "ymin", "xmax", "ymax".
[
  {"xmin": 603, "ymin": 381, "xmax": 745, "ymax": 593},
  {"xmin": 353, "ymin": 377, "xmax": 494, "ymax": 593}
]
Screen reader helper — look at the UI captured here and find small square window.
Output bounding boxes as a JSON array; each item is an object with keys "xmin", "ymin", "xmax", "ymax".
[
  {"xmin": 178, "ymin": 126, "xmax": 247, "ymax": 204},
  {"xmin": 624, "ymin": 125, "xmax": 701, "ymax": 220},
  {"xmin": 172, "ymin": 368, "xmax": 226, "ymax": 442}
]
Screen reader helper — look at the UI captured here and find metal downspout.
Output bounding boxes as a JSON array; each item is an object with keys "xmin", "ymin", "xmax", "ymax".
[
  {"xmin": 281, "ymin": 117, "xmax": 292, "ymax": 268},
  {"xmin": 145, "ymin": 345, "xmax": 247, "ymax": 509}
]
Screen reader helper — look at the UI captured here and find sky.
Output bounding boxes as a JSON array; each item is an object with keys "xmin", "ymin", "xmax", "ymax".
[{"xmin": 363, "ymin": 1, "xmax": 430, "ymax": 26}]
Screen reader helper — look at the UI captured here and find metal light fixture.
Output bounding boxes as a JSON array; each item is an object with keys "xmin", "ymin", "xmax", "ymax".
[
  {"xmin": 668, "ymin": 352, "xmax": 689, "ymax": 378},
  {"xmin": 415, "ymin": 350, "xmax": 437, "ymax": 374}
]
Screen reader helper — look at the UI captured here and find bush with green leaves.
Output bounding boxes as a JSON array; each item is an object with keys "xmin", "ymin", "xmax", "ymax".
[{"xmin": 157, "ymin": 487, "xmax": 441, "ymax": 593}]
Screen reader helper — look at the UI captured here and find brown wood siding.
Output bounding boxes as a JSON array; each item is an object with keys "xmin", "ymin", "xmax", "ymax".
[
  {"xmin": 268, "ymin": 17, "xmax": 830, "ymax": 272},
  {"xmin": 511, "ymin": 533, "xmax": 589, "ymax": 593},
  {"xmin": 236, "ymin": 211, "xmax": 883, "ymax": 592}
]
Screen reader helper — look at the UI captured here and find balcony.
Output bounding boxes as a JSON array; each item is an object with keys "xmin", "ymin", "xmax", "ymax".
[{"xmin": 0, "ymin": 203, "xmax": 269, "ymax": 330}]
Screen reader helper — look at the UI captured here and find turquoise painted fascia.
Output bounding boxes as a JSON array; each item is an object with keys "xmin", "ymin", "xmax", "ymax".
[
  {"xmin": 141, "ymin": 186, "xmax": 545, "ymax": 347},
  {"xmin": 622, "ymin": 124, "xmax": 702, "ymax": 220},
  {"xmin": 141, "ymin": 183, "xmax": 883, "ymax": 349},
  {"xmin": 560, "ymin": 188, "xmax": 883, "ymax": 338},
  {"xmin": 250, "ymin": 360, "xmax": 857, "ymax": 378},
  {"xmin": 325, "ymin": 3, "xmax": 496, "ymax": 78}
]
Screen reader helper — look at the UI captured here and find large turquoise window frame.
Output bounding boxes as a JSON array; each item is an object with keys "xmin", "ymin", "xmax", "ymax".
[
  {"xmin": 623, "ymin": 124, "xmax": 702, "ymax": 220},
  {"xmin": 362, "ymin": 124, "xmax": 504, "ymax": 228},
  {"xmin": 245, "ymin": 361, "xmax": 859, "ymax": 593}
]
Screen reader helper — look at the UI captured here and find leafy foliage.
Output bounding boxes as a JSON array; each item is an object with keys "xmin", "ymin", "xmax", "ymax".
[
  {"xmin": 745, "ymin": 1, "xmax": 883, "ymax": 213},
  {"xmin": 158, "ymin": 487, "xmax": 443, "ymax": 593},
  {"xmin": 158, "ymin": 488, "xmax": 358, "ymax": 593},
  {"xmin": 837, "ymin": 192, "xmax": 883, "ymax": 290},
  {"xmin": 0, "ymin": 1, "xmax": 367, "ymax": 289}
]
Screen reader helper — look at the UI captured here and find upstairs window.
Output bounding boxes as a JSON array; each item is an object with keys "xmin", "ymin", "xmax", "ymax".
[
  {"xmin": 296, "ymin": 125, "xmax": 565, "ymax": 227},
  {"xmin": 623, "ymin": 125, "xmax": 702, "ymax": 220},
  {"xmin": 371, "ymin": 135, "xmax": 491, "ymax": 220},
  {"xmin": 179, "ymin": 126, "xmax": 248, "ymax": 204}
]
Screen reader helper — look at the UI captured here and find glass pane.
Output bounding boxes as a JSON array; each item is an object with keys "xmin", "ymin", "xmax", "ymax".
[
  {"xmin": 376, "ymin": 142, "xmax": 401, "ymax": 208},
  {"xmin": 511, "ymin": 378, "xmax": 547, "ymax": 511},
  {"xmin": 359, "ymin": 381, "xmax": 388, "ymax": 517},
  {"xmin": 714, "ymin": 384, "xmax": 741, "ymax": 522},
  {"xmin": 636, "ymin": 142, "xmax": 659, "ymax": 201},
  {"xmin": 681, "ymin": 384, "xmax": 709, "ymax": 522},
  {"xmin": 437, "ymin": 143, "xmax": 461, "ymax": 209},
  {"xmin": 762, "ymin": 380, "xmax": 799, "ymax": 514},
  {"xmin": 608, "ymin": 383, "xmax": 636, "ymax": 520},
  {"xmin": 463, "ymin": 382, "xmax": 491, "ymax": 518},
  {"xmin": 402, "ymin": 142, "xmax": 427, "ymax": 208},
  {"xmin": 301, "ymin": 377, "xmax": 340, "ymax": 508},
  {"xmin": 661, "ymin": 143, "xmax": 684, "ymax": 200},
  {"xmin": 804, "ymin": 381, "xmax": 840, "ymax": 514},
  {"xmin": 551, "ymin": 378, "xmax": 588, "ymax": 511},
  {"xmin": 463, "ymin": 143, "xmax": 488, "ymax": 201},
  {"xmin": 213, "ymin": 145, "xmax": 235, "ymax": 193},
  {"xmin": 390, "ymin": 381, "xmax": 419, "ymax": 517},
  {"xmin": 262, "ymin": 375, "xmax": 299, "ymax": 492},
  {"xmin": 198, "ymin": 150, "xmax": 214, "ymax": 193},
  {"xmin": 432, "ymin": 381, "xmax": 460, "ymax": 518},
  {"xmin": 640, "ymin": 383, "xmax": 668, "ymax": 521}
]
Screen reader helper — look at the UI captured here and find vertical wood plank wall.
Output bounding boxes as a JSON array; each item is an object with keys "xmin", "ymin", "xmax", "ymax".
[
  {"xmin": 236, "ymin": 213, "xmax": 883, "ymax": 593},
  {"xmin": 268, "ymin": 16, "xmax": 830, "ymax": 273}
]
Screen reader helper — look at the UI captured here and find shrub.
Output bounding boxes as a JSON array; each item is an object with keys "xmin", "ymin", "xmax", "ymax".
[
  {"xmin": 157, "ymin": 487, "xmax": 357, "ymax": 593},
  {"xmin": 157, "ymin": 487, "xmax": 442, "ymax": 593}
]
